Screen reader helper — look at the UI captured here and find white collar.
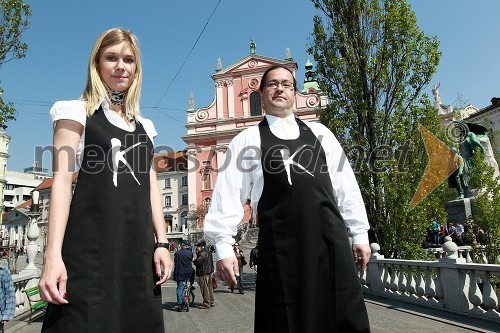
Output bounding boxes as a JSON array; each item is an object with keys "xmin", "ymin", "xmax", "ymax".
[
  {"xmin": 265, "ymin": 113, "xmax": 297, "ymax": 127},
  {"xmin": 99, "ymin": 100, "xmax": 137, "ymax": 129}
]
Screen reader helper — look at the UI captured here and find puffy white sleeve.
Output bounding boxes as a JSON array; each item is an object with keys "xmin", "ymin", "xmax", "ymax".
[
  {"xmin": 309, "ymin": 122, "xmax": 370, "ymax": 245},
  {"xmin": 204, "ymin": 128, "xmax": 259, "ymax": 261},
  {"xmin": 50, "ymin": 100, "xmax": 86, "ymax": 167},
  {"xmin": 136, "ymin": 115, "xmax": 158, "ymax": 144},
  {"xmin": 50, "ymin": 100, "xmax": 86, "ymax": 129}
]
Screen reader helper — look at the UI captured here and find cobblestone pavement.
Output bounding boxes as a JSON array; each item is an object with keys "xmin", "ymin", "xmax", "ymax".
[{"xmin": 5, "ymin": 250, "xmax": 499, "ymax": 333}]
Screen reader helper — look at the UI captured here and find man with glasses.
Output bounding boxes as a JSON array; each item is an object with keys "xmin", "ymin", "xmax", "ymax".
[{"xmin": 205, "ymin": 65, "xmax": 370, "ymax": 332}]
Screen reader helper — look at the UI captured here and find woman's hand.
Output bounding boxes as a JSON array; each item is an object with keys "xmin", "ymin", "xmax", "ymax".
[
  {"xmin": 154, "ymin": 248, "xmax": 173, "ymax": 285},
  {"xmin": 39, "ymin": 256, "xmax": 69, "ymax": 305}
]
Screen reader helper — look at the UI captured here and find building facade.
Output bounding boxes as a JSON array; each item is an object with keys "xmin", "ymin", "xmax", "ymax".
[
  {"xmin": 464, "ymin": 97, "xmax": 500, "ymax": 164},
  {"xmin": 2, "ymin": 173, "xmax": 78, "ymax": 249},
  {"xmin": 182, "ymin": 43, "xmax": 327, "ymax": 227},
  {"xmin": 153, "ymin": 152, "xmax": 189, "ymax": 236},
  {"xmin": 3, "ymin": 171, "xmax": 45, "ymax": 212},
  {"xmin": 0, "ymin": 125, "xmax": 10, "ymax": 229}
]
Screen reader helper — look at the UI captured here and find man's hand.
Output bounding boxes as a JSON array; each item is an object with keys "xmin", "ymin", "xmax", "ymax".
[
  {"xmin": 216, "ymin": 256, "xmax": 238, "ymax": 287},
  {"xmin": 352, "ymin": 243, "xmax": 371, "ymax": 270}
]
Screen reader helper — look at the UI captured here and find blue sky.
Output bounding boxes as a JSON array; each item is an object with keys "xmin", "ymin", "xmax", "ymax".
[{"xmin": 1, "ymin": 0, "xmax": 499, "ymax": 172}]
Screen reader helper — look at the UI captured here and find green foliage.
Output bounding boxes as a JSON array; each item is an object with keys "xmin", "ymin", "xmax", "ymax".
[
  {"xmin": 0, "ymin": 0, "xmax": 31, "ymax": 65},
  {"xmin": 468, "ymin": 150, "xmax": 500, "ymax": 264},
  {"xmin": 309, "ymin": 0, "xmax": 445, "ymax": 258},
  {"xmin": 0, "ymin": 86, "xmax": 16, "ymax": 124},
  {"xmin": 0, "ymin": 0, "xmax": 31, "ymax": 124}
]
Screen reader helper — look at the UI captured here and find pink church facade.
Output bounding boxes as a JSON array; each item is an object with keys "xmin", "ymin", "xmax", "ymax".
[{"xmin": 182, "ymin": 49, "xmax": 328, "ymax": 227}]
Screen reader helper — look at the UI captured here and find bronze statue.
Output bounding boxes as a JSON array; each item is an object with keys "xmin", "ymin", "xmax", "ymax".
[
  {"xmin": 447, "ymin": 120, "xmax": 488, "ymax": 199},
  {"xmin": 463, "ymin": 131, "xmax": 485, "ymax": 171},
  {"xmin": 448, "ymin": 148, "xmax": 466, "ymax": 199}
]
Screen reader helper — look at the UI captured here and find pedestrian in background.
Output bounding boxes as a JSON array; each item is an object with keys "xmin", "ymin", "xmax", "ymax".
[
  {"xmin": 173, "ymin": 240, "xmax": 194, "ymax": 312},
  {"xmin": 249, "ymin": 241, "xmax": 258, "ymax": 271},
  {"xmin": 193, "ymin": 241, "xmax": 214, "ymax": 309},
  {"xmin": 38, "ymin": 28, "xmax": 172, "ymax": 332},
  {"xmin": 0, "ymin": 262, "xmax": 15, "ymax": 333},
  {"xmin": 231, "ymin": 243, "xmax": 245, "ymax": 294},
  {"xmin": 205, "ymin": 65, "xmax": 370, "ymax": 332}
]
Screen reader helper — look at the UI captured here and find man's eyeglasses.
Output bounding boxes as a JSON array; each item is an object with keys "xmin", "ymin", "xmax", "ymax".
[{"xmin": 264, "ymin": 80, "xmax": 294, "ymax": 91}]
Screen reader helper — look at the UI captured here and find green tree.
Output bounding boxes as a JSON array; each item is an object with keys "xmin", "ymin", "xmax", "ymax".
[
  {"xmin": 309, "ymin": 0, "xmax": 446, "ymax": 258},
  {"xmin": 0, "ymin": 0, "xmax": 31, "ymax": 124},
  {"xmin": 468, "ymin": 150, "xmax": 500, "ymax": 264}
]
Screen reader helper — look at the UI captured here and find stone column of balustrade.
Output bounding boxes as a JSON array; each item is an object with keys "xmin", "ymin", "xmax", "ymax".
[
  {"xmin": 424, "ymin": 266, "xmax": 440, "ymax": 307},
  {"xmin": 481, "ymin": 271, "xmax": 500, "ymax": 321},
  {"xmin": 438, "ymin": 236, "xmax": 471, "ymax": 314},
  {"xmin": 466, "ymin": 269, "xmax": 486, "ymax": 316},
  {"xmin": 415, "ymin": 266, "xmax": 428, "ymax": 304},
  {"xmin": 367, "ymin": 243, "xmax": 385, "ymax": 295},
  {"xmin": 397, "ymin": 265, "xmax": 408, "ymax": 297}
]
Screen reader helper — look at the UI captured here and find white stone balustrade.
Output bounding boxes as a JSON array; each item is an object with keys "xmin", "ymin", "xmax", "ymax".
[
  {"xmin": 11, "ymin": 271, "xmax": 39, "ymax": 318},
  {"xmin": 425, "ymin": 244, "xmax": 488, "ymax": 263},
  {"xmin": 362, "ymin": 240, "xmax": 500, "ymax": 324}
]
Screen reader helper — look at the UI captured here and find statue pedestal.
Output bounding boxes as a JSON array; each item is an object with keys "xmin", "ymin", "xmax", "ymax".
[{"xmin": 444, "ymin": 198, "xmax": 476, "ymax": 224}]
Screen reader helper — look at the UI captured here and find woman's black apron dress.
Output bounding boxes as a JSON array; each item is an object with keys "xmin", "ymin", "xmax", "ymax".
[
  {"xmin": 255, "ymin": 117, "xmax": 370, "ymax": 333},
  {"xmin": 42, "ymin": 108, "xmax": 164, "ymax": 333}
]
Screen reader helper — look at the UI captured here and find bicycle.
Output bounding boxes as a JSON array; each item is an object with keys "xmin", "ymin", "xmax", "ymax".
[{"xmin": 181, "ymin": 279, "xmax": 195, "ymax": 312}]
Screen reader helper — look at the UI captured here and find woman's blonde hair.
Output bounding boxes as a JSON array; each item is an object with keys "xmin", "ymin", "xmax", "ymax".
[{"xmin": 81, "ymin": 28, "xmax": 142, "ymax": 119}]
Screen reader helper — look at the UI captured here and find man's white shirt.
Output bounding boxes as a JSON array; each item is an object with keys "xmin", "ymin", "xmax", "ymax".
[{"xmin": 204, "ymin": 113, "xmax": 370, "ymax": 261}]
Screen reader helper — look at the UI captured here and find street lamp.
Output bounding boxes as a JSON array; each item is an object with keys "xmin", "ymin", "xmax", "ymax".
[{"xmin": 22, "ymin": 190, "xmax": 41, "ymax": 274}]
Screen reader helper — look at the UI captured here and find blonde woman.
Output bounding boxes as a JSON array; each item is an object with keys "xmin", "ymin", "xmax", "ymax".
[{"xmin": 38, "ymin": 28, "xmax": 172, "ymax": 332}]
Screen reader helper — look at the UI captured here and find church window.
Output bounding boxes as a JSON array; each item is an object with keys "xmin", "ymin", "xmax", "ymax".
[{"xmin": 250, "ymin": 92, "xmax": 262, "ymax": 117}]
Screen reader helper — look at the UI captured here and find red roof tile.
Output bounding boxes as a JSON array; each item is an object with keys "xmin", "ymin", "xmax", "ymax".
[
  {"xmin": 153, "ymin": 151, "xmax": 188, "ymax": 172},
  {"xmin": 34, "ymin": 172, "xmax": 78, "ymax": 191}
]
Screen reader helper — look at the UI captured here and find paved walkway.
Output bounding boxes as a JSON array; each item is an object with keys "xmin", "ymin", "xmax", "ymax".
[{"xmin": 5, "ymin": 250, "xmax": 499, "ymax": 333}]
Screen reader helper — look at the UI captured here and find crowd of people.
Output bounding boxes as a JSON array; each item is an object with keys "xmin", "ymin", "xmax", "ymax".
[
  {"xmin": 172, "ymin": 239, "xmax": 255, "ymax": 311},
  {"xmin": 425, "ymin": 220, "xmax": 485, "ymax": 247}
]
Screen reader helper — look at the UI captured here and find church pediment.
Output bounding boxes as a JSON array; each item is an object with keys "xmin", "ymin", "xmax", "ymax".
[{"xmin": 213, "ymin": 54, "xmax": 296, "ymax": 78}]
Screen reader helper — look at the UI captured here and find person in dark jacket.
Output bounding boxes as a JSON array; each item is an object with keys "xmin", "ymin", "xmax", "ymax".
[
  {"xmin": 193, "ymin": 241, "xmax": 214, "ymax": 309},
  {"xmin": 249, "ymin": 241, "xmax": 258, "ymax": 272},
  {"xmin": 173, "ymin": 240, "xmax": 194, "ymax": 311}
]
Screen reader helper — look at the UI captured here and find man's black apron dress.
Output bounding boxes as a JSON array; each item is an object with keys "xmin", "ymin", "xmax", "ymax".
[
  {"xmin": 255, "ymin": 117, "xmax": 370, "ymax": 333},
  {"xmin": 42, "ymin": 108, "xmax": 164, "ymax": 333}
]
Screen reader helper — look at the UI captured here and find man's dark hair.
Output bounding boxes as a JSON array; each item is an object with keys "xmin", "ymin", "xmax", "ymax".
[{"xmin": 259, "ymin": 65, "xmax": 297, "ymax": 92}]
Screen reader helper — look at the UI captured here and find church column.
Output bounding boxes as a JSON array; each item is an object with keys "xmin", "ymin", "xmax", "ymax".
[
  {"xmin": 215, "ymin": 81, "xmax": 224, "ymax": 119},
  {"xmin": 186, "ymin": 147, "xmax": 200, "ymax": 211},
  {"xmin": 214, "ymin": 145, "xmax": 228, "ymax": 185},
  {"xmin": 242, "ymin": 90, "xmax": 249, "ymax": 118},
  {"xmin": 227, "ymin": 80, "xmax": 235, "ymax": 118}
]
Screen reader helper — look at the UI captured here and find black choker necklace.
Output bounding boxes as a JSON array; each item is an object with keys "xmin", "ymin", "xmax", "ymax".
[{"xmin": 108, "ymin": 89, "xmax": 126, "ymax": 106}]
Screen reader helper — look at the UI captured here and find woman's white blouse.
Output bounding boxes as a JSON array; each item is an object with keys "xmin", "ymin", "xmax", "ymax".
[{"xmin": 50, "ymin": 100, "xmax": 158, "ymax": 167}]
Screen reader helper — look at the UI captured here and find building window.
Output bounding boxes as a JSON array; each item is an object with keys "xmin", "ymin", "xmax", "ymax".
[
  {"xmin": 180, "ymin": 211, "xmax": 188, "ymax": 227},
  {"xmin": 164, "ymin": 196, "xmax": 172, "ymax": 207},
  {"xmin": 181, "ymin": 194, "xmax": 188, "ymax": 206},
  {"xmin": 201, "ymin": 173, "xmax": 212, "ymax": 190},
  {"xmin": 200, "ymin": 161, "xmax": 212, "ymax": 190},
  {"xmin": 250, "ymin": 91, "xmax": 261, "ymax": 116},
  {"xmin": 181, "ymin": 176, "xmax": 188, "ymax": 187},
  {"xmin": 165, "ymin": 177, "xmax": 171, "ymax": 188},
  {"xmin": 204, "ymin": 197, "xmax": 211, "ymax": 211}
]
